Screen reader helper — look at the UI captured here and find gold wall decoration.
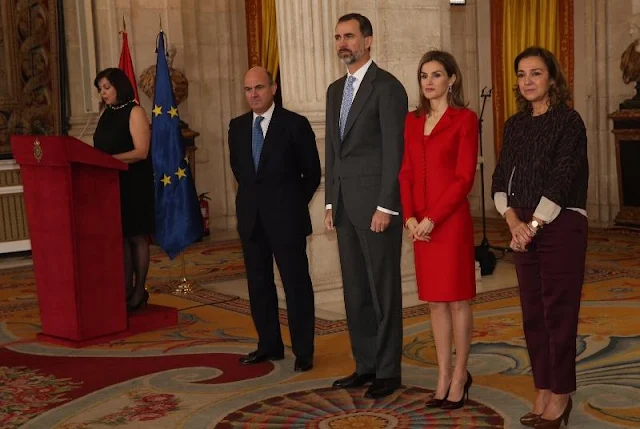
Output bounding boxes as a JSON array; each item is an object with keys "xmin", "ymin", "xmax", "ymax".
[
  {"xmin": 0, "ymin": 0, "xmax": 62, "ymax": 158},
  {"xmin": 245, "ymin": 0, "xmax": 262, "ymax": 69},
  {"xmin": 139, "ymin": 44, "xmax": 189, "ymax": 106}
]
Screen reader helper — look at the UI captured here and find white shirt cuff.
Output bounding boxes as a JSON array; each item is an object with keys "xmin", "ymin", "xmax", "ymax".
[
  {"xmin": 533, "ymin": 196, "xmax": 562, "ymax": 223},
  {"xmin": 325, "ymin": 204, "xmax": 399, "ymax": 216},
  {"xmin": 377, "ymin": 206, "xmax": 399, "ymax": 215},
  {"xmin": 493, "ymin": 192, "xmax": 510, "ymax": 216}
]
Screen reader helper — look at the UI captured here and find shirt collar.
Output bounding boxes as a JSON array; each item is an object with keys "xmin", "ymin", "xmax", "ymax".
[
  {"xmin": 253, "ymin": 102, "xmax": 275, "ymax": 122},
  {"xmin": 347, "ymin": 58, "xmax": 373, "ymax": 82}
]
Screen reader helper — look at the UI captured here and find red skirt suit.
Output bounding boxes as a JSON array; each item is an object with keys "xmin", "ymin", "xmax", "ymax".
[{"xmin": 399, "ymin": 107, "xmax": 478, "ymax": 302}]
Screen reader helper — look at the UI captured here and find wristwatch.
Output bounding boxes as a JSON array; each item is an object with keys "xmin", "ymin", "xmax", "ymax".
[{"xmin": 528, "ymin": 219, "xmax": 543, "ymax": 234}]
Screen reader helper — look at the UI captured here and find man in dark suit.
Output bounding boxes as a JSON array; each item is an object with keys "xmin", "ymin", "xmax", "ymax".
[
  {"xmin": 228, "ymin": 66, "xmax": 321, "ymax": 372},
  {"xmin": 325, "ymin": 13, "xmax": 408, "ymax": 398}
]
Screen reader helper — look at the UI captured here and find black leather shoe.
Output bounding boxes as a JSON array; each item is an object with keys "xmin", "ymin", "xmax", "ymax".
[
  {"xmin": 332, "ymin": 372, "xmax": 376, "ymax": 389},
  {"xmin": 294, "ymin": 357, "xmax": 313, "ymax": 372},
  {"xmin": 364, "ymin": 377, "xmax": 401, "ymax": 399},
  {"xmin": 239, "ymin": 350, "xmax": 284, "ymax": 365}
]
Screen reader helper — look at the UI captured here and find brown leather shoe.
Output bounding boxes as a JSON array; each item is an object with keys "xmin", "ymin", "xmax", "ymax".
[{"xmin": 519, "ymin": 412, "xmax": 541, "ymax": 427}]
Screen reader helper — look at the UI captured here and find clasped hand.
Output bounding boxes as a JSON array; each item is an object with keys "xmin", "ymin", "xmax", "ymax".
[
  {"xmin": 508, "ymin": 219, "xmax": 533, "ymax": 252},
  {"xmin": 406, "ymin": 217, "xmax": 433, "ymax": 242}
]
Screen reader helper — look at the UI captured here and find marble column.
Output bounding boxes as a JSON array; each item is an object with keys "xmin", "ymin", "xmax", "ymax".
[
  {"xmin": 63, "ymin": 0, "xmax": 103, "ymax": 144},
  {"xmin": 451, "ymin": 0, "xmax": 483, "ymax": 216},
  {"xmin": 574, "ymin": 0, "xmax": 633, "ymax": 226},
  {"xmin": 179, "ymin": 0, "xmax": 248, "ymax": 230},
  {"xmin": 274, "ymin": 0, "xmax": 471, "ymax": 309},
  {"xmin": 274, "ymin": 0, "xmax": 348, "ymax": 306}
]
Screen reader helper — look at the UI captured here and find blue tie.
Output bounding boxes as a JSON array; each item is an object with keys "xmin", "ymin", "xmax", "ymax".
[
  {"xmin": 339, "ymin": 75, "xmax": 356, "ymax": 140},
  {"xmin": 252, "ymin": 115, "xmax": 265, "ymax": 170}
]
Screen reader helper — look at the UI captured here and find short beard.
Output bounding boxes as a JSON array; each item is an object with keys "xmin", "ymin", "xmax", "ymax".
[{"xmin": 339, "ymin": 48, "xmax": 364, "ymax": 66}]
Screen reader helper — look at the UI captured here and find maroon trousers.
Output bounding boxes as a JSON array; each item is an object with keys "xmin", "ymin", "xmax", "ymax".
[{"xmin": 513, "ymin": 208, "xmax": 587, "ymax": 394}]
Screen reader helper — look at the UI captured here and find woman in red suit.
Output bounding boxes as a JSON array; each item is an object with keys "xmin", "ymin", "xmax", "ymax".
[{"xmin": 399, "ymin": 50, "xmax": 478, "ymax": 410}]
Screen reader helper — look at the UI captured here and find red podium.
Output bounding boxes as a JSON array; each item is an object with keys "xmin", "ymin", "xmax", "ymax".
[{"xmin": 11, "ymin": 135, "xmax": 177, "ymax": 347}]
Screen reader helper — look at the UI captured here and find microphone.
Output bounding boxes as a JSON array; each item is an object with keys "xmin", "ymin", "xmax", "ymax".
[{"xmin": 481, "ymin": 87, "xmax": 493, "ymax": 97}]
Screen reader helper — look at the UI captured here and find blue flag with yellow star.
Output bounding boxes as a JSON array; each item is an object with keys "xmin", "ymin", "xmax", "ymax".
[{"xmin": 151, "ymin": 31, "xmax": 202, "ymax": 259}]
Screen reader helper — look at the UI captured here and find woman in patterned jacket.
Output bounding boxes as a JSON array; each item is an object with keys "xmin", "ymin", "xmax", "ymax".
[{"xmin": 491, "ymin": 46, "xmax": 588, "ymax": 429}]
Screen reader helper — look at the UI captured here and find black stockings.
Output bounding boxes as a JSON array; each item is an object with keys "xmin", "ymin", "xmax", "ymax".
[{"xmin": 123, "ymin": 235, "xmax": 150, "ymax": 306}]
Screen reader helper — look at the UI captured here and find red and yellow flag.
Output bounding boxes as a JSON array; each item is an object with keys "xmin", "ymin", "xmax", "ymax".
[{"xmin": 118, "ymin": 19, "xmax": 139, "ymax": 103}]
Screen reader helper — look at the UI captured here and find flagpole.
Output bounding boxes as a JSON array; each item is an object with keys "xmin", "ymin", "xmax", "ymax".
[
  {"xmin": 152, "ymin": 26, "xmax": 203, "ymax": 293},
  {"xmin": 174, "ymin": 251, "xmax": 194, "ymax": 294}
]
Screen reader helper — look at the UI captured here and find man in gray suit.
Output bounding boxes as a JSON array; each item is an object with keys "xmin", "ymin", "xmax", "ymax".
[{"xmin": 324, "ymin": 13, "xmax": 408, "ymax": 399}]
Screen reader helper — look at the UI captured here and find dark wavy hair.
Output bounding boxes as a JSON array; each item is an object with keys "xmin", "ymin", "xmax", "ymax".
[
  {"xmin": 415, "ymin": 50, "xmax": 466, "ymax": 116},
  {"xmin": 513, "ymin": 46, "xmax": 571, "ymax": 113},
  {"xmin": 93, "ymin": 67, "xmax": 135, "ymax": 104}
]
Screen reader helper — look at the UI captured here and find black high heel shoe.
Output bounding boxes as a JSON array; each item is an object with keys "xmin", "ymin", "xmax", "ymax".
[
  {"xmin": 441, "ymin": 371, "xmax": 472, "ymax": 410},
  {"xmin": 127, "ymin": 289, "xmax": 149, "ymax": 312},
  {"xmin": 425, "ymin": 384, "xmax": 450, "ymax": 408},
  {"xmin": 534, "ymin": 397, "xmax": 572, "ymax": 429},
  {"xmin": 519, "ymin": 412, "xmax": 542, "ymax": 427}
]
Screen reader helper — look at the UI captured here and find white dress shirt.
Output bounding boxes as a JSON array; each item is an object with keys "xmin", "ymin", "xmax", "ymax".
[
  {"xmin": 326, "ymin": 59, "xmax": 398, "ymax": 216},
  {"xmin": 253, "ymin": 102, "xmax": 275, "ymax": 137}
]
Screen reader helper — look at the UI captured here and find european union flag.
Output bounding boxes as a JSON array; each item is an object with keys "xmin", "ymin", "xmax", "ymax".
[{"xmin": 151, "ymin": 31, "xmax": 202, "ymax": 259}]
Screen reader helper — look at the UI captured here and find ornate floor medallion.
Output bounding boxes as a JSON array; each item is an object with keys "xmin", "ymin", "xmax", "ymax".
[{"xmin": 215, "ymin": 386, "xmax": 504, "ymax": 428}]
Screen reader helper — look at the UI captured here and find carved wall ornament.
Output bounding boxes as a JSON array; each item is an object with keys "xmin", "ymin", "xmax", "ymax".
[
  {"xmin": 0, "ymin": 0, "xmax": 61, "ymax": 158},
  {"xmin": 139, "ymin": 44, "xmax": 189, "ymax": 106},
  {"xmin": 620, "ymin": 17, "xmax": 640, "ymax": 108},
  {"xmin": 33, "ymin": 137, "xmax": 42, "ymax": 162}
]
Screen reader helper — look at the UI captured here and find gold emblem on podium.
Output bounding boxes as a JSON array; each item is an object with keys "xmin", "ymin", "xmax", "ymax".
[{"xmin": 33, "ymin": 138, "xmax": 43, "ymax": 163}]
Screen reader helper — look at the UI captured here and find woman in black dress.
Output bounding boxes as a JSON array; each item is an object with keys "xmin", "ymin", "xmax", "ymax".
[{"xmin": 93, "ymin": 68, "xmax": 154, "ymax": 311}]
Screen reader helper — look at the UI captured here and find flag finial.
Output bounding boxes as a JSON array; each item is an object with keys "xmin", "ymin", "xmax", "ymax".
[{"xmin": 122, "ymin": 16, "xmax": 126, "ymax": 32}]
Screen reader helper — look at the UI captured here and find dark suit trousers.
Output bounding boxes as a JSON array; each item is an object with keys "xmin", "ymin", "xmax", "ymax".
[
  {"xmin": 335, "ymin": 195, "xmax": 403, "ymax": 379},
  {"xmin": 513, "ymin": 208, "xmax": 587, "ymax": 394},
  {"xmin": 241, "ymin": 214, "xmax": 315, "ymax": 359}
]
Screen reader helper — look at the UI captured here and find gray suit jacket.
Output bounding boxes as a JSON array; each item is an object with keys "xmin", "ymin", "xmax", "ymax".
[{"xmin": 325, "ymin": 62, "xmax": 408, "ymax": 228}]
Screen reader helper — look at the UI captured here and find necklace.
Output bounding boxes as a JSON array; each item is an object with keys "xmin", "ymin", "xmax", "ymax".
[
  {"xmin": 531, "ymin": 105, "xmax": 552, "ymax": 117},
  {"xmin": 107, "ymin": 99, "xmax": 135, "ymax": 110}
]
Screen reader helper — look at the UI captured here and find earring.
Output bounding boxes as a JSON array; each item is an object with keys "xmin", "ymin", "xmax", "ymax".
[{"xmin": 448, "ymin": 84, "xmax": 453, "ymax": 93}]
